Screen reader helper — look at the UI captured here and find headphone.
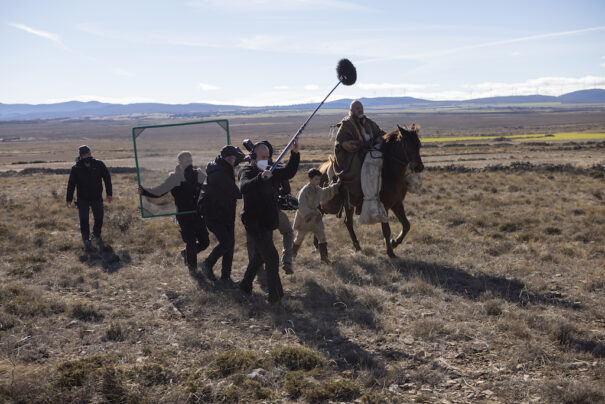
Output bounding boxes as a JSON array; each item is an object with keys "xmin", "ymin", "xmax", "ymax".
[{"xmin": 243, "ymin": 139, "xmax": 273, "ymax": 161}]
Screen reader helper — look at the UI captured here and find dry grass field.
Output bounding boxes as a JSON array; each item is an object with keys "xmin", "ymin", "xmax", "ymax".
[{"xmin": 1, "ymin": 112, "xmax": 604, "ymax": 403}]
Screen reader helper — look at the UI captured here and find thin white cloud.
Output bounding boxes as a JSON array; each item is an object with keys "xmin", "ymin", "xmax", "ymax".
[
  {"xmin": 186, "ymin": 0, "xmax": 373, "ymax": 13},
  {"xmin": 360, "ymin": 25, "xmax": 605, "ymax": 64},
  {"xmin": 199, "ymin": 83, "xmax": 220, "ymax": 91},
  {"xmin": 304, "ymin": 84, "xmax": 319, "ymax": 90},
  {"xmin": 357, "ymin": 82, "xmax": 429, "ymax": 91},
  {"xmin": 273, "ymin": 85, "xmax": 290, "ymax": 90},
  {"xmin": 111, "ymin": 68, "xmax": 135, "ymax": 77},
  {"xmin": 46, "ymin": 95, "xmax": 156, "ymax": 104},
  {"xmin": 9, "ymin": 23, "xmax": 66, "ymax": 48},
  {"xmin": 238, "ymin": 34, "xmax": 287, "ymax": 51},
  {"xmin": 465, "ymin": 76, "xmax": 605, "ymax": 97}
]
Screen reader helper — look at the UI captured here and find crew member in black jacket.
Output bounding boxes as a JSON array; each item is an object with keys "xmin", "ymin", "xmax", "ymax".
[
  {"xmin": 66, "ymin": 145, "xmax": 112, "ymax": 249},
  {"xmin": 138, "ymin": 151, "xmax": 209, "ymax": 275},
  {"xmin": 238, "ymin": 140, "xmax": 300, "ymax": 304},
  {"xmin": 200, "ymin": 145, "xmax": 245, "ymax": 286}
]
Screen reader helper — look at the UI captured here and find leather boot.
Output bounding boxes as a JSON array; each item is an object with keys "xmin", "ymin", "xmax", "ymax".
[
  {"xmin": 292, "ymin": 243, "xmax": 301, "ymax": 259},
  {"xmin": 318, "ymin": 243, "xmax": 331, "ymax": 265}
]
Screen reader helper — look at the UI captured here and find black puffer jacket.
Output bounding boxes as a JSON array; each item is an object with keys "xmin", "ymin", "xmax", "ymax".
[
  {"xmin": 140, "ymin": 166, "xmax": 203, "ymax": 213},
  {"xmin": 66, "ymin": 157, "xmax": 112, "ymax": 202},
  {"xmin": 204, "ymin": 156, "xmax": 242, "ymax": 224},
  {"xmin": 238, "ymin": 151, "xmax": 299, "ymax": 231}
]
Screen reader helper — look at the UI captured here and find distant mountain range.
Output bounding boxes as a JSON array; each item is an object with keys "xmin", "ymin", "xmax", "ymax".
[{"xmin": 1, "ymin": 89, "xmax": 604, "ymax": 121}]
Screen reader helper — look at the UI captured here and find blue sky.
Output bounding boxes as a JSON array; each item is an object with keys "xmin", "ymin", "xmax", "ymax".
[{"xmin": 1, "ymin": 0, "xmax": 604, "ymax": 105}]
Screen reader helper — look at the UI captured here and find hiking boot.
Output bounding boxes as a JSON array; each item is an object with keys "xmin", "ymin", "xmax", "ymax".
[
  {"xmin": 318, "ymin": 242, "xmax": 331, "ymax": 265},
  {"xmin": 239, "ymin": 282, "xmax": 252, "ymax": 295},
  {"xmin": 201, "ymin": 261, "xmax": 217, "ymax": 282},
  {"xmin": 219, "ymin": 277, "xmax": 237, "ymax": 289},
  {"xmin": 292, "ymin": 243, "xmax": 301, "ymax": 259},
  {"xmin": 282, "ymin": 264, "xmax": 293, "ymax": 275},
  {"xmin": 355, "ymin": 203, "xmax": 362, "ymax": 215},
  {"xmin": 188, "ymin": 265, "xmax": 199, "ymax": 279},
  {"xmin": 83, "ymin": 239, "xmax": 93, "ymax": 250},
  {"xmin": 93, "ymin": 235, "xmax": 104, "ymax": 250}
]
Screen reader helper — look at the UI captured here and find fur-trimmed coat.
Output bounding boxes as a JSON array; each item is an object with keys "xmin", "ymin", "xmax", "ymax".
[{"xmin": 333, "ymin": 115, "xmax": 385, "ymax": 198}]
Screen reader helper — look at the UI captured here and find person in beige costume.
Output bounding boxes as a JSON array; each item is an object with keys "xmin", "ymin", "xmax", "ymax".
[
  {"xmin": 333, "ymin": 100, "xmax": 385, "ymax": 206},
  {"xmin": 292, "ymin": 169, "xmax": 341, "ymax": 264}
]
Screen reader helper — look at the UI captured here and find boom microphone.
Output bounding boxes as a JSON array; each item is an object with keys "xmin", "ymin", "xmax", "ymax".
[{"xmin": 270, "ymin": 58, "xmax": 357, "ymax": 171}]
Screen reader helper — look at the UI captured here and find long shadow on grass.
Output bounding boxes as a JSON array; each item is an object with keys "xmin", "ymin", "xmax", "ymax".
[
  {"xmin": 395, "ymin": 259, "xmax": 582, "ymax": 309},
  {"xmin": 333, "ymin": 256, "xmax": 582, "ymax": 309},
  {"xmin": 191, "ymin": 274, "xmax": 392, "ymax": 372},
  {"xmin": 279, "ymin": 278, "xmax": 384, "ymax": 370}
]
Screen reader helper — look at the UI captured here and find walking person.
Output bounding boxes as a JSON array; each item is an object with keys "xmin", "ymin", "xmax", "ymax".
[
  {"xmin": 138, "ymin": 151, "xmax": 209, "ymax": 276},
  {"xmin": 200, "ymin": 145, "xmax": 245, "ymax": 286},
  {"xmin": 292, "ymin": 169, "xmax": 341, "ymax": 264},
  {"xmin": 243, "ymin": 139, "xmax": 296, "ymax": 274},
  {"xmin": 66, "ymin": 145, "xmax": 112, "ymax": 250},
  {"xmin": 238, "ymin": 140, "xmax": 300, "ymax": 304}
]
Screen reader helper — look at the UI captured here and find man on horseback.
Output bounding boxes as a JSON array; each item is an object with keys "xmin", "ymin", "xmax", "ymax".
[{"xmin": 333, "ymin": 100, "xmax": 386, "ymax": 208}]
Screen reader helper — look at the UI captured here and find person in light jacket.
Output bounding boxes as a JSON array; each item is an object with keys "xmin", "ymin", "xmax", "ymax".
[{"xmin": 292, "ymin": 168, "xmax": 340, "ymax": 264}]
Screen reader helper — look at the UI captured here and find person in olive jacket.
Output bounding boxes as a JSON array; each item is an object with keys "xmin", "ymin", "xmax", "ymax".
[
  {"xmin": 200, "ymin": 145, "xmax": 245, "ymax": 286},
  {"xmin": 238, "ymin": 139, "xmax": 300, "ymax": 304},
  {"xmin": 66, "ymin": 145, "xmax": 112, "ymax": 249}
]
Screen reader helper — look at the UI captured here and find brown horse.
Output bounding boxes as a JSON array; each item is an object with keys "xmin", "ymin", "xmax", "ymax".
[{"xmin": 319, "ymin": 124, "xmax": 424, "ymax": 257}]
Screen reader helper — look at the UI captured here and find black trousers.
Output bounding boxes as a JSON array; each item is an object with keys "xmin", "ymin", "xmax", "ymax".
[
  {"xmin": 77, "ymin": 199, "xmax": 104, "ymax": 241},
  {"xmin": 241, "ymin": 228, "xmax": 283, "ymax": 303},
  {"xmin": 205, "ymin": 220, "xmax": 235, "ymax": 279},
  {"xmin": 176, "ymin": 213, "xmax": 209, "ymax": 269}
]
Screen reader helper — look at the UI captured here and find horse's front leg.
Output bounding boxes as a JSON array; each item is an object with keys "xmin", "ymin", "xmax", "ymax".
[
  {"xmin": 344, "ymin": 204, "xmax": 361, "ymax": 251},
  {"xmin": 390, "ymin": 202, "xmax": 410, "ymax": 249},
  {"xmin": 381, "ymin": 220, "xmax": 396, "ymax": 258}
]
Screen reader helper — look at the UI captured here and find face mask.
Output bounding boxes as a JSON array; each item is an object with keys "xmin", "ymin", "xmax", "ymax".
[
  {"xmin": 256, "ymin": 160, "xmax": 269, "ymax": 170},
  {"xmin": 81, "ymin": 157, "xmax": 92, "ymax": 164}
]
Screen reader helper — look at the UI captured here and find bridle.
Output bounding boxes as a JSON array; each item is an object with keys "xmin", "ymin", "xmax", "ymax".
[{"xmin": 382, "ymin": 133, "xmax": 422, "ymax": 173}]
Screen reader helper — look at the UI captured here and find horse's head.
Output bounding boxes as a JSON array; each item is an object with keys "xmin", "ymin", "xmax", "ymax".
[{"xmin": 384, "ymin": 124, "xmax": 424, "ymax": 173}]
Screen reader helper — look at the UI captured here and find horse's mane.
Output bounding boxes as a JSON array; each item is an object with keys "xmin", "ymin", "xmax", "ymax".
[
  {"xmin": 383, "ymin": 129, "xmax": 402, "ymax": 143},
  {"xmin": 383, "ymin": 123, "xmax": 420, "ymax": 143}
]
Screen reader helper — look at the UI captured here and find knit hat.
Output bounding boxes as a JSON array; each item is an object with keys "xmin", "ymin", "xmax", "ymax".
[
  {"xmin": 78, "ymin": 145, "xmax": 91, "ymax": 156},
  {"xmin": 220, "ymin": 145, "xmax": 240, "ymax": 158}
]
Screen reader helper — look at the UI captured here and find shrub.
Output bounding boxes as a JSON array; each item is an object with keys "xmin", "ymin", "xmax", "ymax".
[
  {"xmin": 105, "ymin": 322, "xmax": 125, "ymax": 341},
  {"xmin": 56, "ymin": 354, "xmax": 118, "ymax": 389},
  {"xmin": 304, "ymin": 379, "xmax": 361, "ymax": 402},
  {"xmin": 484, "ymin": 299, "xmax": 503, "ymax": 316},
  {"xmin": 70, "ymin": 303, "xmax": 104, "ymax": 322},
  {"xmin": 283, "ymin": 370, "xmax": 308, "ymax": 398},
  {"xmin": 211, "ymin": 350, "xmax": 259, "ymax": 378},
  {"xmin": 272, "ymin": 345, "xmax": 323, "ymax": 371}
]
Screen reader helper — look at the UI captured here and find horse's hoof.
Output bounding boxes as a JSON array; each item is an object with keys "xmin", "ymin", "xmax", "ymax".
[
  {"xmin": 353, "ymin": 242, "xmax": 361, "ymax": 251},
  {"xmin": 387, "ymin": 251, "xmax": 397, "ymax": 258}
]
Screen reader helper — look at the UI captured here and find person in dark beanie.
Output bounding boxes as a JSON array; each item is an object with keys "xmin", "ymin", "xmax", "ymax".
[
  {"xmin": 66, "ymin": 145, "xmax": 112, "ymax": 249},
  {"xmin": 238, "ymin": 139, "xmax": 300, "ymax": 304},
  {"xmin": 200, "ymin": 145, "xmax": 245, "ymax": 286},
  {"xmin": 138, "ymin": 151, "xmax": 209, "ymax": 276}
]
